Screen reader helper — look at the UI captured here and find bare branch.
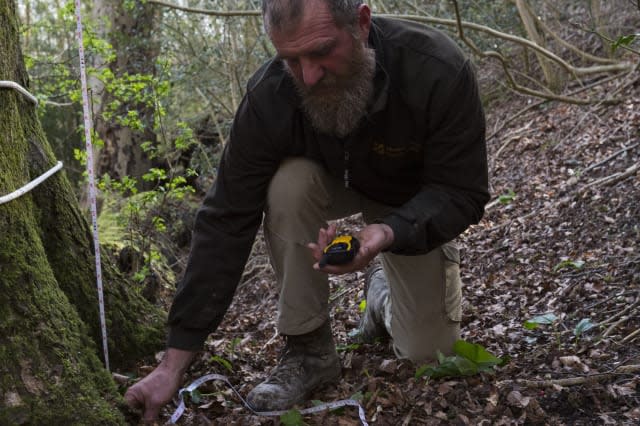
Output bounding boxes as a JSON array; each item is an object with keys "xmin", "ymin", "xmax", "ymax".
[{"xmin": 146, "ymin": 0, "xmax": 260, "ymax": 17}]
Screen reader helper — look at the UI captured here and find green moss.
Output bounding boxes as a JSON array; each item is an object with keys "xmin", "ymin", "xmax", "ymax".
[{"xmin": 0, "ymin": 0, "xmax": 157, "ymax": 421}]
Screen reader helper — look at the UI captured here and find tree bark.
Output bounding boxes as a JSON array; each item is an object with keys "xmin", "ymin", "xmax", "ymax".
[
  {"xmin": 94, "ymin": 0, "xmax": 160, "ymax": 182},
  {"xmin": 1, "ymin": 0, "xmax": 166, "ymax": 422}
]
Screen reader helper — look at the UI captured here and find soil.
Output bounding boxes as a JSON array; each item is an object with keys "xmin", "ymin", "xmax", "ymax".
[{"xmin": 125, "ymin": 68, "xmax": 640, "ymax": 426}]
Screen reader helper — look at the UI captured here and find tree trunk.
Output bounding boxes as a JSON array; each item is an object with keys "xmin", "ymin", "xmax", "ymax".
[
  {"xmin": 94, "ymin": 0, "xmax": 160, "ymax": 183},
  {"xmin": 1, "ymin": 0, "xmax": 166, "ymax": 423},
  {"xmin": 515, "ymin": 0, "xmax": 564, "ymax": 91}
]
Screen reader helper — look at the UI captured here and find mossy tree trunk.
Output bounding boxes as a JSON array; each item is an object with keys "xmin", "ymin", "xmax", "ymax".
[{"xmin": 1, "ymin": 0, "xmax": 166, "ymax": 423}]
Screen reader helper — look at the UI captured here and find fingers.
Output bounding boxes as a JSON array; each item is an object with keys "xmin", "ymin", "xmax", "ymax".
[
  {"xmin": 313, "ymin": 244, "xmax": 373, "ymax": 274},
  {"xmin": 142, "ymin": 404, "xmax": 162, "ymax": 423},
  {"xmin": 124, "ymin": 386, "xmax": 143, "ymax": 409}
]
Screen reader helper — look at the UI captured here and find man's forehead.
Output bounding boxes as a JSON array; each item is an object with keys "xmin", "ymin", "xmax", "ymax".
[{"xmin": 274, "ymin": 37, "xmax": 337, "ymax": 59}]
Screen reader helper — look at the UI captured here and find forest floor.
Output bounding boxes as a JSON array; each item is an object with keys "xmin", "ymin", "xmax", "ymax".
[{"xmin": 125, "ymin": 73, "xmax": 640, "ymax": 425}]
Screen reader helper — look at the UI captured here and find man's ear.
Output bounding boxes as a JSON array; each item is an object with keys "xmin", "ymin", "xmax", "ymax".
[{"xmin": 356, "ymin": 4, "xmax": 372, "ymax": 42}]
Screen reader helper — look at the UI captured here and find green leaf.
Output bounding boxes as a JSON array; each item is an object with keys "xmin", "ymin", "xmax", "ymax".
[
  {"xmin": 210, "ymin": 355, "xmax": 233, "ymax": 372},
  {"xmin": 415, "ymin": 342, "xmax": 504, "ymax": 379},
  {"xmin": 350, "ymin": 391, "xmax": 364, "ymax": 402},
  {"xmin": 453, "ymin": 340, "xmax": 503, "ymax": 367},
  {"xmin": 553, "ymin": 259, "xmax": 585, "ymax": 272},
  {"xmin": 612, "ymin": 34, "xmax": 639, "ymax": 52},
  {"xmin": 187, "ymin": 389, "xmax": 203, "ymax": 404},
  {"xmin": 359, "ymin": 299, "xmax": 367, "ymax": 313},
  {"xmin": 574, "ymin": 318, "xmax": 596, "ymax": 337},
  {"xmin": 280, "ymin": 409, "xmax": 305, "ymax": 426},
  {"xmin": 524, "ymin": 313, "xmax": 558, "ymax": 330},
  {"xmin": 336, "ymin": 343, "xmax": 360, "ymax": 352},
  {"xmin": 498, "ymin": 189, "xmax": 516, "ymax": 204}
]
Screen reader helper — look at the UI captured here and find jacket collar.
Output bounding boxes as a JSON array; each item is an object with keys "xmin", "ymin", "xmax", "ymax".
[{"xmin": 367, "ymin": 17, "xmax": 390, "ymax": 116}]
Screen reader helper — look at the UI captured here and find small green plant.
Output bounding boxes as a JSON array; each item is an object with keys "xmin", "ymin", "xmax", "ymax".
[
  {"xmin": 210, "ymin": 355, "xmax": 233, "ymax": 373},
  {"xmin": 415, "ymin": 340, "xmax": 505, "ymax": 379},
  {"xmin": 573, "ymin": 318, "xmax": 596, "ymax": 343},
  {"xmin": 553, "ymin": 259, "xmax": 585, "ymax": 273},
  {"xmin": 498, "ymin": 189, "xmax": 516, "ymax": 204},
  {"xmin": 280, "ymin": 409, "xmax": 307, "ymax": 426},
  {"xmin": 524, "ymin": 313, "xmax": 558, "ymax": 330},
  {"xmin": 185, "ymin": 389, "xmax": 203, "ymax": 404},
  {"xmin": 612, "ymin": 34, "xmax": 639, "ymax": 53},
  {"xmin": 336, "ymin": 342, "xmax": 361, "ymax": 353}
]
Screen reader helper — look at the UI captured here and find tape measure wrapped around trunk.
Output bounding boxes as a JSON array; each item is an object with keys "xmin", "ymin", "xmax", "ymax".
[{"xmin": 319, "ymin": 235, "xmax": 360, "ymax": 268}]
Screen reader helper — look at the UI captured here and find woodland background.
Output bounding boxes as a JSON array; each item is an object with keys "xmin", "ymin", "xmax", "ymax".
[{"xmin": 1, "ymin": 0, "xmax": 638, "ymax": 424}]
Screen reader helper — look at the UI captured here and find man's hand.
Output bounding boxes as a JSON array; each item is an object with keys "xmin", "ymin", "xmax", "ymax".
[
  {"xmin": 307, "ymin": 222, "xmax": 394, "ymax": 274},
  {"xmin": 124, "ymin": 348, "xmax": 195, "ymax": 422}
]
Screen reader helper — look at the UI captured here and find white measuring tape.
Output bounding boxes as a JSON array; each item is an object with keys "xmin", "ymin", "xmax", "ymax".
[
  {"xmin": 0, "ymin": 161, "xmax": 63, "ymax": 205},
  {"xmin": 170, "ymin": 373, "xmax": 369, "ymax": 425},
  {"xmin": 73, "ymin": 0, "xmax": 110, "ymax": 372},
  {"xmin": 0, "ymin": 80, "xmax": 39, "ymax": 105}
]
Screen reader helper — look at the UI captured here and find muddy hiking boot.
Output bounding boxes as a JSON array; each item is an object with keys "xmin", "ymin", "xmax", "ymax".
[
  {"xmin": 246, "ymin": 321, "xmax": 341, "ymax": 411},
  {"xmin": 357, "ymin": 266, "xmax": 391, "ymax": 343}
]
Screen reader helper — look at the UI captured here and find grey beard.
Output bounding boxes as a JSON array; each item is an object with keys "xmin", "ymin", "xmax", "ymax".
[{"xmin": 292, "ymin": 47, "xmax": 376, "ymax": 138}]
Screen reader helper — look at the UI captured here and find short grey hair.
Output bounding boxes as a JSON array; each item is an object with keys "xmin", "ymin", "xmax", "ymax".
[{"xmin": 262, "ymin": 0, "xmax": 363, "ymax": 35}]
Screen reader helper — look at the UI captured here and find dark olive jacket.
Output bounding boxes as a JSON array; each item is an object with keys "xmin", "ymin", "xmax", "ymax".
[{"xmin": 167, "ymin": 17, "xmax": 489, "ymax": 349}]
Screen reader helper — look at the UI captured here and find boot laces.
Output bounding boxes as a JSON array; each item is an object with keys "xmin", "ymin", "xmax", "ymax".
[{"xmin": 265, "ymin": 337, "xmax": 305, "ymax": 386}]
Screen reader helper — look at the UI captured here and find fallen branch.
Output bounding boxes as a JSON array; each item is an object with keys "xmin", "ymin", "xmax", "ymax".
[
  {"xmin": 493, "ymin": 122, "xmax": 535, "ymax": 160},
  {"xmin": 620, "ymin": 328, "xmax": 640, "ymax": 344},
  {"xmin": 579, "ymin": 163, "xmax": 639, "ymax": 193},
  {"xmin": 497, "ymin": 364, "xmax": 640, "ymax": 388},
  {"xmin": 595, "ymin": 297, "xmax": 639, "ymax": 329},
  {"xmin": 581, "ymin": 141, "xmax": 639, "ymax": 174}
]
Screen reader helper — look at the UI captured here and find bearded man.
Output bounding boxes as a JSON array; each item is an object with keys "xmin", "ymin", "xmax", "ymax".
[{"xmin": 125, "ymin": 0, "xmax": 488, "ymax": 420}]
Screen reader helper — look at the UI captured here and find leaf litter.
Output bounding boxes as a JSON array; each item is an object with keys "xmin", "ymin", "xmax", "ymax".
[{"xmin": 126, "ymin": 69, "xmax": 639, "ymax": 426}]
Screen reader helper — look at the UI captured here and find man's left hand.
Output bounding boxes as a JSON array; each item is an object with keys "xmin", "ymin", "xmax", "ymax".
[{"xmin": 307, "ymin": 222, "xmax": 394, "ymax": 274}]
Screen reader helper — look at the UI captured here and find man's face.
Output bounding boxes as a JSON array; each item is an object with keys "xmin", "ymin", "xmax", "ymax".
[{"xmin": 269, "ymin": 0, "xmax": 376, "ymax": 137}]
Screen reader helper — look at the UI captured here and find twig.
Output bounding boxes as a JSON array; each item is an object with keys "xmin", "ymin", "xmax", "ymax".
[
  {"xmin": 596, "ymin": 297, "xmax": 640, "ymax": 328},
  {"xmin": 582, "ymin": 141, "xmax": 639, "ymax": 174},
  {"xmin": 147, "ymin": 0, "xmax": 260, "ymax": 17},
  {"xmin": 261, "ymin": 328, "xmax": 279, "ymax": 352},
  {"xmin": 486, "ymin": 71, "xmax": 629, "ymax": 142},
  {"xmin": 602, "ymin": 315, "xmax": 634, "ymax": 338},
  {"xmin": 621, "ymin": 328, "xmax": 640, "ymax": 344},
  {"xmin": 493, "ymin": 122, "xmax": 535, "ymax": 159},
  {"xmin": 579, "ymin": 163, "xmax": 639, "ymax": 193},
  {"xmin": 330, "ymin": 285, "xmax": 359, "ymax": 303},
  {"xmin": 112, "ymin": 372, "xmax": 131, "ymax": 385},
  {"xmin": 497, "ymin": 364, "xmax": 640, "ymax": 388}
]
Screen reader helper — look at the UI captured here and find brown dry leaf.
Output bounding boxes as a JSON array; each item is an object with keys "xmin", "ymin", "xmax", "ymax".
[
  {"xmin": 559, "ymin": 355, "xmax": 590, "ymax": 373},
  {"xmin": 507, "ymin": 390, "xmax": 531, "ymax": 408},
  {"xmin": 379, "ymin": 359, "xmax": 397, "ymax": 373},
  {"xmin": 624, "ymin": 407, "xmax": 640, "ymax": 421}
]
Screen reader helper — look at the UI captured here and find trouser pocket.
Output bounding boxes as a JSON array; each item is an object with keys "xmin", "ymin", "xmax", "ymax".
[{"xmin": 441, "ymin": 243, "xmax": 462, "ymax": 323}]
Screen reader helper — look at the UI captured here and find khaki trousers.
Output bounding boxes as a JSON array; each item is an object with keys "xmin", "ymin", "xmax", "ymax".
[{"xmin": 263, "ymin": 158, "xmax": 462, "ymax": 362}]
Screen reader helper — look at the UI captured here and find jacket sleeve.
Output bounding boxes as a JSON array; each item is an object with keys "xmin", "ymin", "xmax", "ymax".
[
  {"xmin": 167, "ymin": 93, "xmax": 281, "ymax": 350},
  {"xmin": 380, "ymin": 60, "xmax": 489, "ymax": 254}
]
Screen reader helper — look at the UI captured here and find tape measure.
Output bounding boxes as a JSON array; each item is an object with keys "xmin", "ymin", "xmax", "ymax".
[
  {"xmin": 74, "ymin": 0, "xmax": 109, "ymax": 372},
  {"xmin": 170, "ymin": 373, "xmax": 369, "ymax": 425},
  {"xmin": 319, "ymin": 235, "xmax": 360, "ymax": 268}
]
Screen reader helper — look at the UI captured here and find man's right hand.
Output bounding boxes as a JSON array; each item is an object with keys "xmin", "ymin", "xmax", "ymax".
[{"xmin": 124, "ymin": 348, "xmax": 196, "ymax": 422}]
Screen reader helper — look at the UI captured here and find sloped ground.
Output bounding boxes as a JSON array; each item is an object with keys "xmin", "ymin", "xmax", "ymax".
[{"xmin": 127, "ymin": 76, "xmax": 639, "ymax": 425}]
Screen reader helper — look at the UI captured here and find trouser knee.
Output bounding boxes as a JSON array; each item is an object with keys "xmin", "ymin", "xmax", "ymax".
[{"xmin": 266, "ymin": 158, "xmax": 328, "ymax": 222}]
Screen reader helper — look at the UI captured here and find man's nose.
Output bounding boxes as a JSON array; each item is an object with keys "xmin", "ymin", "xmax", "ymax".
[{"xmin": 300, "ymin": 58, "xmax": 324, "ymax": 87}]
